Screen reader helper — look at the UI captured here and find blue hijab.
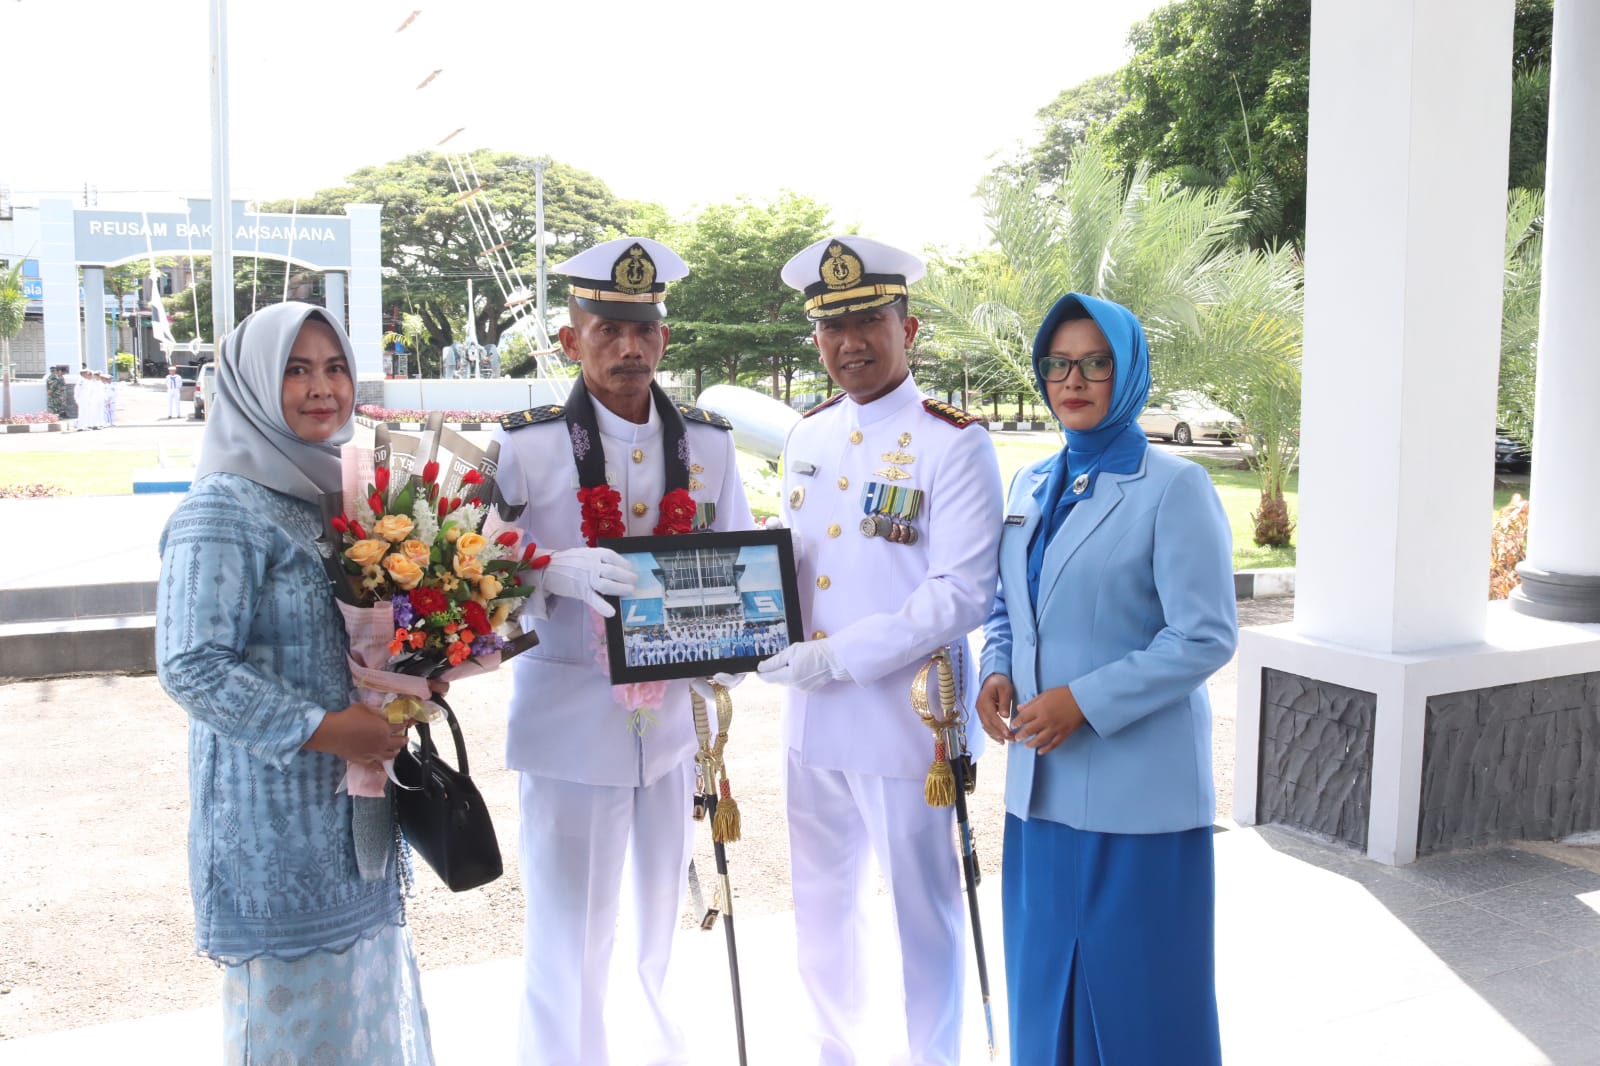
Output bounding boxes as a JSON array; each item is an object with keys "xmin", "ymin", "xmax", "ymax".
[{"xmin": 1026, "ymin": 293, "xmax": 1153, "ymax": 602}]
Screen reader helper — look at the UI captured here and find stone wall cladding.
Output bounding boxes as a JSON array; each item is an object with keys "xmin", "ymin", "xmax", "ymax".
[
  {"xmin": 1256, "ymin": 669, "xmax": 1377, "ymax": 849},
  {"xmin": 1418, "ymin": 672, "xmax": 1600, "ymax": 856}
]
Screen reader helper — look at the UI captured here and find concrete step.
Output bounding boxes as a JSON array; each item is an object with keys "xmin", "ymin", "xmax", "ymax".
[
  {"xmin": 0, "ymin": 581, "xmax": 157, "ymax": 625},
  {"xmin": 0, "ymin": 614, "xmax": 155, "ymax": 679}
]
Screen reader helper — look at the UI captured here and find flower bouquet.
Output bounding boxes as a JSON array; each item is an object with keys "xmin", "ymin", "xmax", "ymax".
[{"xmin": 319, "ymin": 416, "xmax": 549, "ymax": 807}]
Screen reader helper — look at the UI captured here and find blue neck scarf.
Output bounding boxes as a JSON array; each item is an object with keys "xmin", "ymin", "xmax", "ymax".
[{"xmin": 1026, "ymin": 294, "xmax": 1153, "ymax": 605}]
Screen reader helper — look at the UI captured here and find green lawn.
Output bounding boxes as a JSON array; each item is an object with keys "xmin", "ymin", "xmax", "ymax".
[
  {"xmin": 0, "ymin": 449, "xmax": 198, "ymax": 496},
  {"xmin": 5, "ymin": 442, "xmax": 1530, "ymax": 577}
]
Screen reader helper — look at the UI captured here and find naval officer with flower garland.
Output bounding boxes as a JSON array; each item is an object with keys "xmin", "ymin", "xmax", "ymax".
[
  {"xmin": 489, "ymin": 236, "xmax": 754, "ymax": 1066},
  {"xmin": 757, "ymin": 236, "xmax": 1004, "ymax": 1065}
]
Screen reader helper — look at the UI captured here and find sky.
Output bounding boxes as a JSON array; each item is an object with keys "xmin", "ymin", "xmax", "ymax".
[{"xmin": 3, "ymin": 0, "xmax": 1162, "ymax": 255}]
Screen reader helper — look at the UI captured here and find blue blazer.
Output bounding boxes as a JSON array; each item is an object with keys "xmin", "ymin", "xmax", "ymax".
[{"xmin": 980, "ymin": 448, "xmax": 1237, "ymax": 834}]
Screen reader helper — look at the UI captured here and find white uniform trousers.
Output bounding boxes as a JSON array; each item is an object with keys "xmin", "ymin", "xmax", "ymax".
[
  {"xmin": 516, "ymin": 762, "xmax": 694, "ymax": 1066},
  {"xmin": 168, "ymin": 387, "xmax": 181, "ymax": 418},
  {"xmin": 785, "ymin": 748, "xmax": 965, "ymax": 1066}
]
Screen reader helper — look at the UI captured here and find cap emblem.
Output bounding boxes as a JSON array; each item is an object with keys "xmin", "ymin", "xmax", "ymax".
[
  {"xmin": 613, "ymin": 243, "xmax": 657, "ymax": 295},
  {"xmin": 821, "ymin": 242, "xmax": 864, "ymax": 291}
]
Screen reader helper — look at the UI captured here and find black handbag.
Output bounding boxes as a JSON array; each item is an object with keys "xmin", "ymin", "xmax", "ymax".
[{"xmin": 393, "ymin": 696, "xmax": 503, "ymax": 891}]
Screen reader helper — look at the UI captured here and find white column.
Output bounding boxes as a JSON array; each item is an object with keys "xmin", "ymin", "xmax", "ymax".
[
  {"xmin": 1512, "ymin": 0, "xmax": 1600, "ymax": 622},
  {"xmin": 324, "ymin": 271, "xmax": 347, "ymax": 334},
  {"xmin": 343, "ymin": 204, "xmax": 383, "ymax": 381},
  {"xmin": 1295, "ymin": 0, "xmax": 1516, "ymax": 654},
  {"xmin": 38, "ymin": 200, "xmax": 81, "ymax": 374},
  {"xmin": 82, "ymin": 266, "xmax": 108, "ymax": 375}
]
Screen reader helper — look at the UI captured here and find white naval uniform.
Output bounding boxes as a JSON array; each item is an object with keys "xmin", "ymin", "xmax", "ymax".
[
  {"xmin": 167, "ymin": 372, "xmax": 182, "ymax": 418},
  {"xmin": 778, "ymin": 374, "xmax": 1003, "ymax": 1065},
  {"xmin": 491, "ymin": 396, "xmax": 753, "ymax": 1066}
]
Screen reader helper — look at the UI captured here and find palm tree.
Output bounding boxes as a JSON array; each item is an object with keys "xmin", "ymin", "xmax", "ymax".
[
  {"xmin": 1497, "ymin": 188, "xmax": 1543, "ymax": 448},
  {"xmin": 918, "ymin": 141, "xmax": 1305, "ymax": 546},
  {"xmin": 0, "ymin": 260, "xmax": 27, "ymax": 420}
]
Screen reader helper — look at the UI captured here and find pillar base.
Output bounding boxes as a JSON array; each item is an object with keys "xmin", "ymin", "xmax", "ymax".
[{"xmin": 1509, "ymin": 565, "xmax": 1600, "ymax": 623}]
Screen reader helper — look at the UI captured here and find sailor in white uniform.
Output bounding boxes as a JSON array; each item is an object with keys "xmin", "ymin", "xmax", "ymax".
[
  {"xmin": 490, "ymin": 236, "xmax": 754, "ymax": 1066},
  {"xmin": 758, "ymin": 236, "xmax": 1004, "ymax": 1065}
]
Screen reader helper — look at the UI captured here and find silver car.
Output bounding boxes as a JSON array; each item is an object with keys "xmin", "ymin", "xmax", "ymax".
[{"xmin": 1138, "ymin": 390, "xmax": 1242, "ymax": 446}]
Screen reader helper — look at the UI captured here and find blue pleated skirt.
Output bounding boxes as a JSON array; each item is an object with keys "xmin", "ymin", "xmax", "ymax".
[{"xmin": 1002, "ymin": 815, "xmax": 1221, "ymax": 1065}]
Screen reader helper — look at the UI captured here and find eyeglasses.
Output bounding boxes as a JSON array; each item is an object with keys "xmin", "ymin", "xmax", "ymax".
[{"xmin": 1038, "ymin": 354, "xmax": 1114, "ymax": 383}]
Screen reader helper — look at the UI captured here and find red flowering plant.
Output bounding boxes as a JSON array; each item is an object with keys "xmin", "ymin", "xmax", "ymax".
[{"xmin": 319, "ymin": 425, "xmax": 549, "ymax": 797}]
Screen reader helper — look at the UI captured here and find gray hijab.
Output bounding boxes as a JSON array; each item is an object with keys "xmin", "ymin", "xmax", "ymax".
[{"xmin": 195, "ymin": 302, "xmax": 356, "ymax": 503}]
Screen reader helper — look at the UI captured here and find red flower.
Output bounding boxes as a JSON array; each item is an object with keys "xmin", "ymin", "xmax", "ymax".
[
  {"xmin": 462, "ymin": 601, "xmax": 491, "ymax": 633},
  {"xmin": 496, "ymin": 530, "xmax": 520, "ymax": 548},
  {"xmin": 374, "ymin": 466, "xmax": 390, "ymax": 494},
  {"xmin": 530, "ymin": 553, "xmax": 552, "ymax": 570},
  {"xmin": 461, "ymin": 469, "xmax": 485, "ymax": 486},
  {"xmin": 469, "ymin": 496, "xmax": 482, "ymax": 508},
  {"xmin": 522, "ymin": 540, "xmax": 541, "ymax": 562},
  {"xmin": 330, "ymin": 514, "xmax": 349, "ymax": 534},
  {"xmin": 577, "ymin": 485, "xmax": 626, "ymax": 546},
  {"xmin": 410, "ymin": 588, "xmax": 449, "ymax": 617},
  {"xmin": 654, "ymin": 488, "xmax": 697, "ymax": 536},
  {"xmin": 368, "ymin": 491, "xmax": 384, "ymax": 516},
  {"xmin": 437, "ymin": 497, "xmax": 449, "ymax": 520},
  {"xmin": 350, "ymin": 520, "xmax": 368, "ymax": 540},
  {"xmin": 422, "ymin": 460, "xmax": 440, "ymax": 485}
]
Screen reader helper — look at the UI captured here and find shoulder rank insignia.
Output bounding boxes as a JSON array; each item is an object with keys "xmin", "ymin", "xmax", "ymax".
[
  {"xmin": 921, "ymin": 398, "xmax": 983, "ymax": 429},
  {"xmin": 803, "ymin": 392, "xmax": 846, "ymax": 419},
  {"xmin": 500, "ymin": 405, "xmax": 565, "ymax": 430},
  {"xmin": 677, "ymin": 404, "xmax": 733, "ymax": 430}
]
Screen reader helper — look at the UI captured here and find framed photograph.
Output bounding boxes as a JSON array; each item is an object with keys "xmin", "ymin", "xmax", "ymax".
[{"xmin": 598, "ymin": 528, "xmax": 801, "ymax": 685}]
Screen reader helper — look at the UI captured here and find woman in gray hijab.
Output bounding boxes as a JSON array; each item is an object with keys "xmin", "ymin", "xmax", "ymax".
[{"xmin": 157, "ymin": 302, "xmax": 435, "ymax": 1064}]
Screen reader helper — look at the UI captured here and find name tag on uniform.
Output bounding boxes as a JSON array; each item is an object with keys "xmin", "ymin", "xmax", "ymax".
[
  {"xmin": 1004, "ymin": 514, "xmax": 1027, "ymax": 525},
  {"xmin": 792, "ymin": 460, "xmax": 818, "ymax": 476}
]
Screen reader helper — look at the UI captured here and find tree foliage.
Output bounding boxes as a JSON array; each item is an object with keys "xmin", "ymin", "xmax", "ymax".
[
  {"xmin": 1021, "ymin": 73, "xmax": 1129, "ymax": 185},
  {"xmin": 1102, "ymin": 0, "xmax": 1310, "ymax": 249},
  {"xmin": 266, "ymin": 151, "xmax": 628, "ymax": 367},
  {"xmin": 639, "ymin": 193, "xmax": 833, "ymax": 401},
  {"xmin": 920, "ymin": 141, "xmax": 1304, "ymax": 545},
  {"xmin": 1498, "ymin": 187, "xmax": 1544, "ymax": 448}
]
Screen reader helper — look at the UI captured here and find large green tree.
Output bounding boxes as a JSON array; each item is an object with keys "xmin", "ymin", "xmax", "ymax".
[
  {"xmin": 641, "ymin": 193, "xmax": 833, "ymax": 401},
  {"xmin": 268, "ymin": 151, "xmax": 628, "ymax": 370},
  {"xmin": 1081, "ymin": 0, "xmax": 1551, "ymax": 249}
]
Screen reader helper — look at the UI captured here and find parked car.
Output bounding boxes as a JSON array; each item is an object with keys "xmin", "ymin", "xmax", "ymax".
[
  {"xmin": 193, "ymin": 363, "xmax": 217, "ymax": 420},
  {"xmin": 1138, "ymin": 390, "xmax": 1242, "ymax": 445},
  {"xmin": 1494, "ymin": 433, "xmax": 1530, "ymax": 470}
]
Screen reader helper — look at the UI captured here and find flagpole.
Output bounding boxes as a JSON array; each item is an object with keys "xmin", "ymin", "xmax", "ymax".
[{"xmin": 208, "ymin": 0, "xmax": 235, "ymax": 344}]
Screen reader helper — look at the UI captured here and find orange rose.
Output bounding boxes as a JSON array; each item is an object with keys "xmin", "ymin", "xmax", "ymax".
[
  {"xmin": 452, "ymin": 552, "xmax": 485, "ymax": 580},
  {"xmin": 455, "ymin": 532, "xmax": 487, "ymax": 557},
  {"xmin": 374, "ymin": 514, "xmax": 415, "ymax": 543},
  {"xmin": 344, "ymin": 538, "xmax": 389, "ymax": 567},
  {"xmin": 477, "ymin": 574, "xmax": 504, "ymax": 601},
  {"xmin": 382, "ymin": 553, "xmax": 425, "ymax": 590},
  {"xmin": 401, "ymin": 539, "xmax": 431, "ymax": 567}
]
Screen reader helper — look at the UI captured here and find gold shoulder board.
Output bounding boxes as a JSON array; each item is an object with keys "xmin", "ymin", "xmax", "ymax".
[
  {"xmin": 921, "ymin": 398, "xmax": 983, "ymax": 429},
  {"xmin": 500, "ymin": 405, "xmax": 565, "ymax": 431},
  {"xmin": 677, "ymin": 404, "xmax": 733, "ymax": 430}
]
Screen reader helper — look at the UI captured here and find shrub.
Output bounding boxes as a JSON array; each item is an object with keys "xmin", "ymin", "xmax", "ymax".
[
  {"xmin": 357, "ymin": 405, "xmax": 508, "ymax": 423},
  {"xmin": 0, "ymin": 413, "xmax": 60, "ymax": 425},
  {"xmin": 1489, "ymin": 494, "xmax": 1529, "ymax": 599},
  {"xmin": 0, "ymin": 483, "xmax": 67, "ymax": 498}
]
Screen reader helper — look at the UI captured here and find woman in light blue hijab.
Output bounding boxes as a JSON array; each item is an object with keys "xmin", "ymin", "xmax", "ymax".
[{"xmin": 977, "ymin": 293, "xmax": 1237, "ymax": 1064}]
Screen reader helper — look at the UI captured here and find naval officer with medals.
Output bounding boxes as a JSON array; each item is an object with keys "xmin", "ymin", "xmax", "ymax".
[
  {"xmin": 490, "ymin": 236, "xmax": 754, "ymax": 1066},
  {"xmin": 758, "ymin": 236, "xmax": 1003, "ymax": 1065}
]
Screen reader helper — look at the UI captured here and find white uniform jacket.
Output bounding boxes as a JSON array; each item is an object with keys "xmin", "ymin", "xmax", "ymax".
[
  {"xmin": 779, "ymin": 375, "xmax": 1002, "ymax": 780},
  {"xmin": 491, "ymin": 397, "xmax": 753, "ymax": 787}
]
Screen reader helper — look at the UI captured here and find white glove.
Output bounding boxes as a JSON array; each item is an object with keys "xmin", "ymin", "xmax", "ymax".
[
  {"xmin": 539, "ymin": 547, "xmax": 637, "ymax": 617},
  {"xmin": 763, "ymin": 514, "xmax": 804, "ymax": 564},
  {"xmin": 757, "ymin": 640, "xmax": 848, "ymax": 693},
  {"xmin": 688, "ymin": 672, "xmax": 746, "ymax": 701}
]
